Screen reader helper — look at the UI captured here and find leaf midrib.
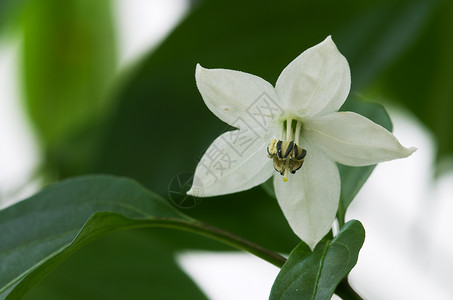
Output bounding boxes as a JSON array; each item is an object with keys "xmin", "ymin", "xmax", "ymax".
[
  {"xmin": 0, "ymin": 198, "xmax": 165, "ymax": 293},
  {"xmin": 312, "ymin": 241, "xmax": 330, "ymax": 300},
  {"xmin": 0, "ymin": 243, "xmax": 70, "ymax": 295}
]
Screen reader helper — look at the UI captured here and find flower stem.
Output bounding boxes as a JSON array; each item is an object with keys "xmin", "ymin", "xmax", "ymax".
[
  {"xmin": 155, "ymin": 218, "xmax": 362, "ymax": 298},
  {"xmin": 337, "ymin": 201, "xmax": 346, "ymax": 228},
  {"xmin": 157, "ymin": 218, "xmax": 287, "ymax": 267}
]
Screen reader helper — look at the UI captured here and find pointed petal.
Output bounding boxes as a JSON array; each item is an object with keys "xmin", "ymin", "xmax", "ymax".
[
  {"xmin": 304, "ymin": 112, "xmax": 417, "ymax": 166},
  {"xmin": 273, "ymin": 145, "xmax": 340, "ymax": 249},
  {"xmin": 196, "ymin": 64, "xmax": 280, "ymax": 130},
  {"xmin": 188, "ymin": 129, "xmax": 273, "ymax": 197},
  {"xmin": 275, "ymin": 36, "xmax": 350, "ymax": 117}
]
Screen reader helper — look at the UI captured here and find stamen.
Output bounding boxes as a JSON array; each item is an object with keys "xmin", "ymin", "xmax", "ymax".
[
  {"xmin": 276, "ymin": 140, "xmax": 283, "ymax": 159},
  {"xmin": 267, "ymin": 118, "xmax": 307, "ymax": 182},
  {"xmin": 293, "ymin": 144, "xmax": 307, "ymax": 160},
  {"xmin": 283, "ymin": 140, "xmax": 294, "ymax": 158},
  {"xmin": 273, "ymin": 157, "xmax": 285, "ymax": 174},
  {"xmin": 286, "ymin": 118, "xmax": 292, "ymax": 140},
  {"xmin": 295, "ymin": 121, "xmax": 302, "ymax": 145}
]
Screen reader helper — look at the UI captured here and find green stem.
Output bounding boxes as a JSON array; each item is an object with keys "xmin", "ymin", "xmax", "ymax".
[
  {"xmin": 156, "ymin": 218, "xmax": 287, "ymax": 268},
  {"xmin": 155, "ymin": 218, "xmax": 362, "ymax": 298},
  {"xmin": 337, "ymin": 203, "xmax": 345, "ymax": 229}
]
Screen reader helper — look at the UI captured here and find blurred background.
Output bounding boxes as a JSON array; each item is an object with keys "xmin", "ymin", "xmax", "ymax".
[{"xmin": 0, "ymin": 0, "xmax": 452, "ymax": 299}]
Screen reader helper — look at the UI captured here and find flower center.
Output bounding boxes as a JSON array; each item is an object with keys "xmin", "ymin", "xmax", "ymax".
[{"xmin": 267, "ymin": 118, "xmax": 307, "ymax": 182}]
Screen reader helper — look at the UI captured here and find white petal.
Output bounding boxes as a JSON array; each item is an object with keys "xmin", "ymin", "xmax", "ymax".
[
  {"xmin": 275, "ymin": 36, "xmax": 350, "ymax": 117},
  {"xmin": 188, "ymin": 129, "xmax": 273, "ymax": 197},
  {"xmin": 196, "ymin": 64, "xmax": 281, "ymax": 130},
  {"xmin": 304, "ymin": 111, "xmax": 417, "ymax": 166},
  {"xmin": 273, "ymin": 145, "xmax": 340, "ymax": 250}
]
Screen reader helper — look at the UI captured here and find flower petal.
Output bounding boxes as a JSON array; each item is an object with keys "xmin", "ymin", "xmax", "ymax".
[
  {"xmin": 273, "ymin": 144, "xmax": 340, "ymax": 250},
  {"xmin": 188, "ymin": 129, "xmax": 273, "ymax": 197},
  {"xmin": 304, "ymin": 111, "xmax": 417, "ymax": 166},
  {"xmin": 196, "ymin": 64, "xmax": 280, "ymax": 130},
  {"xmin": 275, "ymin": 36, "xmax": 350, "ymax": 117}
]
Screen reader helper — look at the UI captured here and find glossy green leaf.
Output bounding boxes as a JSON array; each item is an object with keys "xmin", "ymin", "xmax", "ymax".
[
  {"xmin": 0, "ymin": 176, "xmax": 202, "ymax": 299},
  {"xmin": 270, "ymin": 220, "xmax": 365, "ymax": 300}
]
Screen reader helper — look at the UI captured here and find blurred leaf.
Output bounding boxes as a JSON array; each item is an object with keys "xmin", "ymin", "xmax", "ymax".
[
  {"xmin": 21, "ymin": 0, "xmax": 116, "ymax": 150},
  {"xmin": 269, "ymin": 220, "xmax": 365, "ymax": 300},
  {"xmin": 381, "ymin": 0, "xmax": 453, "ymax": 163},
  {"xmin": 44, "ymin": 120, "xmax": 106, "ymax": 178},
  {"xmin": 0, "ymin": 176, "xmax": 205, "ymax": 299},
  {"xmin": 91, "ymin": 0, "xmax": 431, "ymax": 254},
  {"xmin": 22, "ymin": 229, "xmax": 207, "ymax": 300},
  {"xmin": 0, "ymin": 0, "xmax": 29, "ymax": 35},
  {"xmin": 341, "ymin": 0, "xmax": 438, "ymax": 90}
]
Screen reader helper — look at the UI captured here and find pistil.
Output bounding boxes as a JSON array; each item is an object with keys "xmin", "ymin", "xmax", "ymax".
[{"xmin": 283, "ymin": 159, "xmax": 290, "ymax": 182}]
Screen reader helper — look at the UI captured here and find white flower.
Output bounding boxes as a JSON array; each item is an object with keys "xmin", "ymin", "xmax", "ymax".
[{"xmin": 188, "ymin": 36, "xmax": 416, "ymax": 249}]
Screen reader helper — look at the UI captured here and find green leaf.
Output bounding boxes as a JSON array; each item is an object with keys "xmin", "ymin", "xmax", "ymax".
[
  {"xmin": 0, "ymin": 0, "xmax": 28, "ymax": 35},
  {"xmin": 269, "ymin": 220, "xmax": 365, "ymax": 300},
  {"xmin": 0, "ymin": 176, "xmax": 199, "ymax": 299},
  {"xmin": 21, "ymin": 0, "xmax": 116, "ymax": 153},
  {"xmin": 1, "ymin": 175, "xmax": 287, "ymax": 299}
]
